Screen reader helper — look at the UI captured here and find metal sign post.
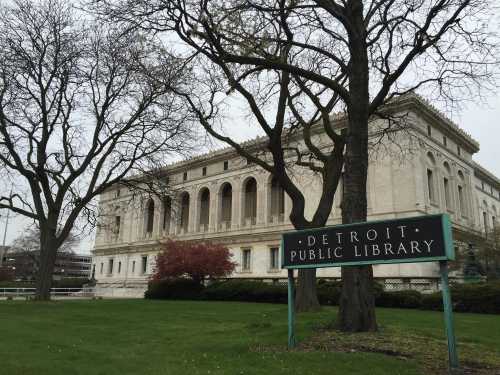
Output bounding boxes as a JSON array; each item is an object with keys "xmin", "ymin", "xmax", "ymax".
[
  {"xmin": 439, "ymin": 260, "xmax": 459, "ymax": 370},
  {"xmin": 287, "ymin": 269, "xmax": 296, "ymax": 349},
  {"xmin": 282, "ymin": 214, "xmax": 459, "ymax": 370}
]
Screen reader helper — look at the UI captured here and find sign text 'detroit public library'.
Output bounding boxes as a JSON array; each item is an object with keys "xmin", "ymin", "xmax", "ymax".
[{"xmin": 281, "ymin": 214, "xmax": 454, "ymax": 269}]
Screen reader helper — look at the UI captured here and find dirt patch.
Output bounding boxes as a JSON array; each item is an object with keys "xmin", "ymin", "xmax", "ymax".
[{"xmin": 252, "ymin": 326, "xmax": 500, "ymax": 375}]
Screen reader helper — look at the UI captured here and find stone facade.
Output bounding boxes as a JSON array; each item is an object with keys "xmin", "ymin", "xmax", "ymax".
[{"xmin": 91, "ymin": 95, "xmax": 499, "ymax": 297}]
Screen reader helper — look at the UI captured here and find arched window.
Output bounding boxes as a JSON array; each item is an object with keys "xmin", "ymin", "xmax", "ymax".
[
  {"xmin": 180, "ymin": 192, "xmax": 190, "ymax": 233},
  {"xmin": 145, "ymin": 198, "xmax": 155, "ymax": 234},
  {"xmin": 162, "ymin": 196, "xmax": 172, "ymax": 233},
  {"xmin": 219, "ymin": 183, "xmax": 232, "ymax": 229},
  {"xmin": 426, "ymin": 152, "xmax": 436, "ymax": 203},
  {"xmin": 269, "ymin": 176, "xmax": 285, "ymax": 223},
  {"xmin": 243, "ymin": 177, "xmax": 257, "ymax": 225},
  {"xmin": 199, "ymin": 188, "xmax": 210, "ymax": 232}
]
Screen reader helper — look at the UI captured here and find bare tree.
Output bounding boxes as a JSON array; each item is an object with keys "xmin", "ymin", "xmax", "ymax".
[
  {"xmin": 7, "ymin": 226, "xmax": 79, "ymax": 280},
  {"xmin": 0, "ymin": 0, "xmax": 192, "ymax": 300},
  {"xmin": 94, "ymin": 0, "xmax": 497, "ymax": 331}
]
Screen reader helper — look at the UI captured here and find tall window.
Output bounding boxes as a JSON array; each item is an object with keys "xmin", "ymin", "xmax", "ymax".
[
  {"xmin": 199, "ymin": 188, "xmax": 210, "ymax": 231},
  {"xmin": 162, "ymin": 196, "xmax": 171, "ymax": 232},
  {"xmin": 145, "ymin": 199, "xmax": 154, "ymax": 234},
  {"xmin": 223, "ymin": 160, "xmax": 229, "ymax": 171},
  {"xmin": 269, "ymin": 247, "xmax": 279, "ymax": 270},
  {"xmin": 270, "ymin": 177, "xmax": 285, "ymax": 222},
  {"xmin": 443, "ymin": 136, "xmax": 447, "ymax": 147},
  {"xmin": 242, "ymin": 249, "xmax": 251, "ymax": 271},
  {"xmin": 244, "ymin": 178, "xmax": 257, "ymax": 225},
  {"xmin": 458, "ymin": 185, "xmax": 466, "ymax": 217},
  {"xmin": 100, "ymin": 263, "xmax": 104, "ymax": 274},
  {"xmin": 108, "ymin": 258, "xmax": 114, "ymax": 275},
  {"xmin": 141, "ymin": 256, "xmax": 148, "ymax": 274},
  {"xmin": 443, "ymin": 177, "xmax": 451, "ymax": 209},
  {"xmin": 483, "ymin": 211, "xmax": 488, "ymax": 237},
  {"xmin": 131, "ymin": 260, "xmax": 136, "ymax": 274},
  {"xmin": 427, "ymin": 125, "xmax": 432, "ymax": 137},
  {"xmin": 183, "ymin": 171, "xmax": 188, "ymax": 181},
  {"xmin": 180, "ymin": 192, "xmax": 190, "ymax": 232},
  {"xmin": 427, "ymin": 169, "xmax": 435, "ymax": 203},
  {"xmin": 118, "ymin": 261, "xmax": 122, "ymax": 274},
  {"xmin": 115, "ymin": 216, "xmax": 121, "ymax": 238},
  {"xmin": 220, "ymin": 183, "xmax": 232, "ymax": 228}
]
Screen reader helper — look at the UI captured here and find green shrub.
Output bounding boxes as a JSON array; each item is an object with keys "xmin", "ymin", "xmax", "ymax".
[
  {"xmin": 145, "ymin": 279, "xmax": 204, "ymax": 300},
  {"xmin": 451, "ymin": 282, "xmax": 500, "ymax": 314},
  {"xmin": 421, "ymin": 292, "xmax": 442, "ymax": 310},
  {"xmin": 202, "ymin": 280, "xmax": 288, "ymax": 303},
  {"xmin": 377, "ymin": 290, "xmax": 423, "ymax": 309},
  {"xmin": 421, "ymin": 282, "xmax": 500, "ymax": 314},
  {"xmin": 144, "ymin": 278, "xmax": 500, "ymax": 314}
]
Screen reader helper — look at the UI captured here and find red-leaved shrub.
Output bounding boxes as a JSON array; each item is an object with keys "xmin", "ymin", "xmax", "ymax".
[{"xmin": 153, "ymin": 240, "xmax": 236, "ymax": 285}]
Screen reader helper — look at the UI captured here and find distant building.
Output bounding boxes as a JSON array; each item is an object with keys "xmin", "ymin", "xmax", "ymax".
[
  {"xmin": 91, "ymin": 95, "xmax": 499, "ymax": 297},
  {"xmin": 2, "ymin": 251, "xmax": 92, "ymax": 281},
  {"xmin": 0, "ymin": 245, "xmax": 9, "ymax": 267}
]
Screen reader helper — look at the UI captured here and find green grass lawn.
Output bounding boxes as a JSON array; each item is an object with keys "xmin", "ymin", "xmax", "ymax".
[{"xmin": 0, "ymin": 300, "xmax": 499, "ymax": 375}]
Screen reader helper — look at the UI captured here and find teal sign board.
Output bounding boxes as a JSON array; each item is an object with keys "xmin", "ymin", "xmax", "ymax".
[
  {"xmin": 282, "ymin": 214, "xmax": 459, "ymax": 370},
  {"xmin": 281, "ymin": 214, "xmax": 454, "ymax": 268}
]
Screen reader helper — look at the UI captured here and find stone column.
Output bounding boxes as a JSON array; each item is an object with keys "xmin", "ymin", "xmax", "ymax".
[
  {"xmin": 209, "ymin": 182, "xmax": 218, "ymax": 232},
  {"xmin": 189, "ymin": 186, "xmax": 197, "ymax": 233},
  {"xmin": 256, "ymin": 172, "xmax": 267, "ymax": 225}
]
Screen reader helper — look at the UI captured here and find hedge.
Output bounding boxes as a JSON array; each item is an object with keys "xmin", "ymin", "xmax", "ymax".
[{"xmin": 145, "ymin": 279, "xmax": 500, "ymax": 314}]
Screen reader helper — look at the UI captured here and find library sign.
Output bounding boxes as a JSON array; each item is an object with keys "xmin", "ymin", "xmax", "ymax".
[{"xmin": 281, "ymin": 214, "xmax": 459, "ymax": 370}]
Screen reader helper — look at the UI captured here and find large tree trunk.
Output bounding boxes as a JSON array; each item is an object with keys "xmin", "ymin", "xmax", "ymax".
[
  {"xmin": 295, "ymin": 268, "xmax": 320, "ymax": 312},
  {"xmin": 35, "ymin": 225, "xmax": 58, "ymax": 301},
  {"xmin": 336, "ymin": 0, "xmax": 377, "ymax": 332}
]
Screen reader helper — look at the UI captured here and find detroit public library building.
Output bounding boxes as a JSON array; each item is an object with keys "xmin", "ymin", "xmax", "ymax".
[{"xmin": 91, "ymin": 94, "xmax": 500, "ymax": 297}]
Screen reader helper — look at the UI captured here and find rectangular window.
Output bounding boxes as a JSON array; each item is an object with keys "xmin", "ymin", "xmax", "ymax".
[
  {"xmin": 108, "ymin": 258, "xmax": 114, "ymax": 275},
  {"xmin": 242, "ymin": 249, "xmax": 251, "ymax": 271},
  {"xmin": 223, "ymin": 160, "xmax": 229, "ymax": 170},
  {"xmin": 269, "ymin": 247, "xmax": 279, "ymax": 270},
  {"xmin": 118, "ymin": 261, "xmax": 122, "ymax": 274},
  {"xmin": 427, "ymin": 169, "xmax": 435, "ymax": 203},
  {"xmin": 116, "ymin": 188, "xmax": 121, "ymax": 197},
  {"xmin": 443, "ymin": 177, "xmax": 451, "ymax": 209},
  {"xmin": 202, "ymin": 166, "xmax": 207, "ymax": 176},
  {"xmin": 100, "ymin": 263, "xmax": 104, "ymax": 274},
  {"xmin": 457, "ymin": 146, "xmax": 461, "ymax": 156},
  {"xmin": 427, "ymin": 125, "xmax": 432, "ymax": 137},
  {"xmin": 443, "ymin": 136, "xmax": 447, "ymax": 147},
  {"xmin": 141, "ymin": 256, "xmax": 148, "ymax": 274},
  {"xmin": 183, "ymin": 171, "xmax": 187, "ymax": 181},
  {"xmin": 131, "ymin": 260, "xmax": 136, "ymax": 274}
]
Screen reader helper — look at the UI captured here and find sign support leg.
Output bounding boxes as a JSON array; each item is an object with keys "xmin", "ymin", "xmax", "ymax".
[
  {"xmin": 287, "ymin": 269, "xmax": 296, "ymax": 349},
  {"xmin": 439, "ymin": 260, "xmax": 459, "ymax": 371}
]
